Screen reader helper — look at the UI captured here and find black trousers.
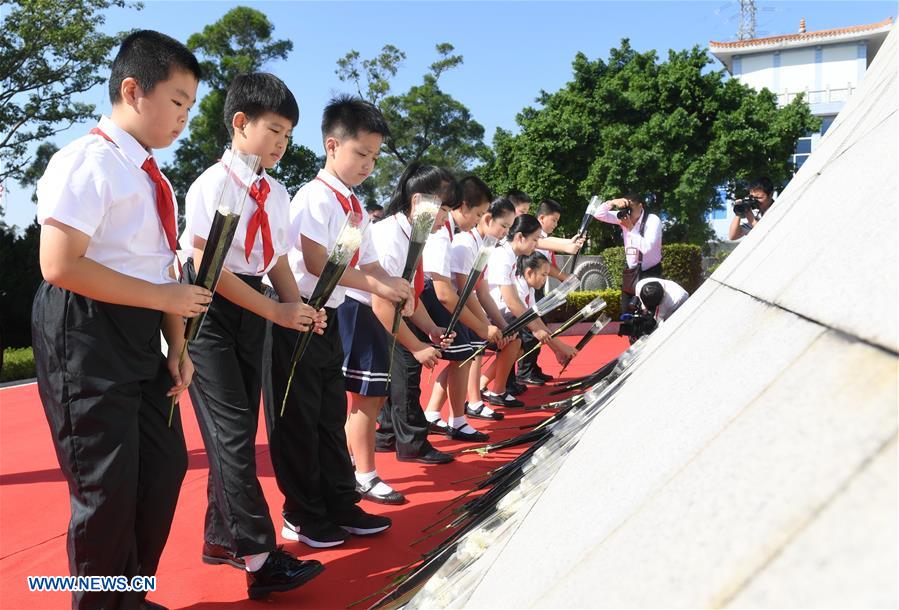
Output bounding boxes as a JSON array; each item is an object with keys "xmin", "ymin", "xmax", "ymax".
[
  {"xmin": 262, "ymin": 310, "xmax": 360, "ymax": 526},
  {"xmin": 32, "ymin": 282, "xmax": 187, "ymax": 610},
  {"xmin": 375, "ymin": 339, "xmax": 434, "ymax": 458},
  {"xmin": 188, "ymin": 275, "xmax": 275, "ymax": 557}
]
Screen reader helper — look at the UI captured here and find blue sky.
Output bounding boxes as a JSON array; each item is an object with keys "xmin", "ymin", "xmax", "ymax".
[{"xmin": 2, "ymin": 0, "xmax": 894, "ymax": 230}]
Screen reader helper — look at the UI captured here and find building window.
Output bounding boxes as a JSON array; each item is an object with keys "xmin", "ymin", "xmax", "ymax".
[
  {"xmin": 795, "ymin": 137, "xmax": 812, "ymax": 154},
  {"xmin": 819, "ymin": 115, "xmax": 836, "ymax": 135}
]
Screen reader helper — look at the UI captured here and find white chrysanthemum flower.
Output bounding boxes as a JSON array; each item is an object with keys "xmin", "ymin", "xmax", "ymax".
[
  {"xmin": 337, "ymin": 225, "xmax": 364, "ymax": 254},
  {"xmin": 423, "ymin": 575, "xmax": 447, "ymax": 593},
  {"xmin": 457, "ymin": 528, "xmax": 492, "ymax": 562}
]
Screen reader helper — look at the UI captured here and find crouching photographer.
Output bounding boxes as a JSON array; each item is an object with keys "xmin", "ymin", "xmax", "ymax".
[
  {"xmin": 594, "ymin": 193, "xmax": 663, "ymax": 313},
  {"xmin": 617, "ymin": 278, "xmax": 688, "ymax": 342},
  {"xmin": 728, "ymin": 177, "xmax": 775, "ymax": 241}
]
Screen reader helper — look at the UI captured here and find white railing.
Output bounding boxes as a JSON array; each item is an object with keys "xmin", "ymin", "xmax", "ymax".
[{"xmin": 778, "ymin": 84, "xmax": 855, "ymax": 106}]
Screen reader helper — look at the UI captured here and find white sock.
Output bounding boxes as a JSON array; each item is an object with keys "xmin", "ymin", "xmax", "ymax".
[
  {"xmin": 479, "ymin": 404, "xmax": 497, "ymax": 417},
  {"xmin": 357, "ymin": 470, "xmax": 395, "ymax": 495},
  {"xmin": 355, "ymin": 470, "xmax": 378, "ymax": 485},
  {"xmin": 468, "ymin": 400, "xmax": 484, "ymax": 409},
  {"xmin": 450, "ymin": 415, "xmax": 468, "ymax": 428},
  {"xmin": 244, "ymin": 552, "xmax": 269, "ymax": 572},
  {"xmin": 424, "ymin": 411, "xmax": 441, "ymax": 423}
]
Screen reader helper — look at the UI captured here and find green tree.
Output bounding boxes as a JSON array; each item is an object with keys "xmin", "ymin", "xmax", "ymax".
[
  {"xmin": 164, "ymin": 6, "xmax": 318, "ymax": 206},
  {"xmin": 0, "ymin": 0, "xmax": 133, "ymax": 183},
  {"xmin": 482, "ymin": 40, "xmax": 819, "ymax": 246},
  {"xmin": 0, "ymin": 139, "xmax": 56, "ymax": 349},
  {"xmin": 336, "ymin": 43, "xmax": 489, "ymax": 204}
]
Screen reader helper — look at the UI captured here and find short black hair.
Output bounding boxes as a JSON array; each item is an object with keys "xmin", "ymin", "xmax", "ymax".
[
  {"xmin": 640, "ymin": 281, "xmax": 664, "ymax": 311},
  {"xmin": 506, "ymin": 189, "xmax": 532, "ymax": 207},
  {"xmin": 438, "ymin": 168, "xmax": 463, "ymax": 211},
  {"xmin": 109, "ymin": 30, "xmax": 201, "ymax": 104},
  {"xmin": 460, "ymin": 176, "xmax": 493, "ymax": 208},
  {"xmin": 223, "ymin": 73, "xmax": 299, "ymax": 136},
  {"xmin": 749, "ymin": 176, "xmax": 774, "ymax": 196},
  {"xmin": 537, "ymin": 198, "xmax": 562, "ymax": 217},
  {"xmin": 321, "ymin": 94, "xmax": 390, "ymax": 141},
  {"xmin": 364, "ymin": 202, "xmax": 383, "ymax": 214}
]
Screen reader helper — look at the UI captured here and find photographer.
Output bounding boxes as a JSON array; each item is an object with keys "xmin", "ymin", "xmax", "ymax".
[
  {"xmin": 594, "ymin": 194, "xmax": 663, "ymax": 312},
  {"xmin": 728, "ymin": 177, "xmax": 775, "ymax": 240},
  {"xmin": 617, "ymin": 279, "xmax": 687, "ymax": 343},
  {"xmin": 635, "ymin": 278, "xmax": 688, "ymax": 322}
]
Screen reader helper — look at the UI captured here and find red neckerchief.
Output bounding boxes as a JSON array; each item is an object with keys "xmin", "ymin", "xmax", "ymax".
[
  {"xmin": 90, "ymin": 127, "xmax": 181, "ymax": 275},
  {"xmin": 315, "ymin": 176, "xmax": 363, "ymax": 267}
]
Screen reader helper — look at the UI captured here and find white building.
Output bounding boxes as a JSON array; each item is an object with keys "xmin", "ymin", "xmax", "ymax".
[{"xmin": 706, "ymin": 17, "xmax": 893, "ymax": 240}]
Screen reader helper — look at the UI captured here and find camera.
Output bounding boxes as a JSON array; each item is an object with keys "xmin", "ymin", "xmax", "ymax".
[
  {"xmin": 617, "ymin": 311, "xmax": 658, "ymax": 341},
  {"xmin": 616, "ymin": 205, "xmax": 633, "ymax": 220},
  {"xmin": 733, "ymin": 195, "xmax": 761, "ymax": 216}
]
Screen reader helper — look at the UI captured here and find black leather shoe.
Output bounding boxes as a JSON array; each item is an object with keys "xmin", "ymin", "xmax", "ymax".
[
  {"xmin": 427, "ymin": 420, "xmax": 448, "ymax": 435},
  {"xmin": 518, "ymin": 375, "xmax": 546, "ymax": 386},
  {"xmin": 486, "ymin": 392, "xmax": 525, "ymax": 408},
  {"xmin": 374, "ymin": 443, "xmax": 395, "ymax": 453},
  {"xmin": 535, "ymin": 370, "xmax": 554, "ymax": 382},
  {"xmin": 202, "ymin": 541, "xmax": 245, "ymax": 569},
  {"xmin": 397, "ymin": 448, "xmax": 455, "ymax": 464},
  {"xmin": 445, "ymin": 424, "xmax": 489, "ymax": 442},
  {"xmin": 357, "ymin": 476, "xmax": 406, "ymax": 505},
  {"xmin": 465, "ymin": 402, "xmax": 505, "ymax": 421},
  {"xmin": 246, "ymin": 547, "xmax": 324, "ymax": 600}
]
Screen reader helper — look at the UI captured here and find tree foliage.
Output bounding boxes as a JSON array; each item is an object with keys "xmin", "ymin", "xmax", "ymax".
[
  {"xmin": 0, "ymin": 0, "xmax": 132, "ymax": 183},
  {"xmin": 163, "ymin": 6, "xmax": 318, "ymax": 205},
  {"xmin": 482, "ymin": 40, "xmax": 819, "ymax": 246},
  {"xmin": 336, "ymin": 43, "xmax": 489, "ymax": 204}
]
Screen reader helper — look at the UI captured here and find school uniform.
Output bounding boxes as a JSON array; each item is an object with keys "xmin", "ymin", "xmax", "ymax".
[
  {"xmin": 417, "ymin": 213, "xmax": 474, "ymax": 360},
  {"xmin": 179, "ymin": 148, "xmax": 293, "ymax": 558},
  {"xmin": 487, "ymin": 242, "xmax": 539, "ymax": 388},
  {"xmin": 370, "ymin": 214, "xmax": 438, "ymax": 459},
  {"xmin": 450, "ymin": 229, "xmax": 489, "ymax": 350},
  {"xmin": 32, "ymin": 116, "xmax": 187, "ymax": 609},
  {"xmin": 520, "ymin": 231, "xmax": 558, "ymax": 379},
  {"xmin": 261, "ymin": 169, "xmax": 375, "ymax": 529},
  {"xmin": 594, "ymin": 203, "xmax": 663, "ymax": 310}
]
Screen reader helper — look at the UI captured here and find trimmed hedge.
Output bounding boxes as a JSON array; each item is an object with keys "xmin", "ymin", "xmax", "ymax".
[
  {"xmin": 600, "ymin": 243, "xmax": 703, "ymax": 294},
  {"xmin": 544, "ymin": 289, "xmax": 622, "ymax": 324},
  {"xmin": 1, "ymin": 347, "xmax": 35, "ymax": 382}
]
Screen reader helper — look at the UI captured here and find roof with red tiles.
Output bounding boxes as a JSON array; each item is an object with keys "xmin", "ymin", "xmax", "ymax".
[{"xmin": 710, "ymin": 17, "xmax": 893, "ymax": 49}]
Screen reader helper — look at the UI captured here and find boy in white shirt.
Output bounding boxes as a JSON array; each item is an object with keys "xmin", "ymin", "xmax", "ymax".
[
  {"xmin": 182, "ymin": 72, "xmax": 325, "ymax": 599},
  {"xmin": 32, "ymin": 31, "xmax": 209, "ymax": 609},
  {"xmin": 262, "ymin": 95, "xmax": 412, "ymax": 549}
]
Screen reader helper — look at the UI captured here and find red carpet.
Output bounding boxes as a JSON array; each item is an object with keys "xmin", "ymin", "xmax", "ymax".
[{"xmin": 0, "ymin": 335, "xmax": 627, "ymax": 609}]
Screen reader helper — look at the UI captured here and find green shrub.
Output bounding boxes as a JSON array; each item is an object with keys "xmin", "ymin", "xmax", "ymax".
[
  {"xmin": 1, "ymin": 347, "xmax": 36, "ymax": 382},
  {"xmin": 543, "ymin": 289, "xmax": 622, "ymax": 323},
  {"xmin": 664, "ymin": 244, "xmax": 703, "ymax": 293},
  {"xmin": 600, "ymin": 243, "xmax": 703, "ymax": 294}
]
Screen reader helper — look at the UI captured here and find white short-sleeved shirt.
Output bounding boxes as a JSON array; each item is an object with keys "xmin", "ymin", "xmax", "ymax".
[
  {"xmin": 487, "ymin": 241, "xmax": 532, "ymax": 315},
  {"xmin": 635, "ymin": 277, "xmax": 688, "ymax": 321},
  {"xmin": 535, "ymin": 230, "xmax": 559, "ymax": 268},
  {"xmin": 594, "ymin": 203, "xmax": 663, "ymax": 270},
  {"xmin": 423, "ymin": 212, "xmax": 456, "ymax": 280},
  {"xmin": 287, "ymin": 169, "xmax": 378, "ymax": 308},
  {"xmin": 36, "ymin": 116, "xmax": 177, "ymax": 284},
  {"xmin": 347, "ymin": 213, "xmax": 412, "ymax": 306},
  {"xmin": 450, "ymin": 228, "xmax": 481, "ymax": 277},
  {"xmin": 179, "ymin": 149, "xmax": 291, "ymax": 277}
]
